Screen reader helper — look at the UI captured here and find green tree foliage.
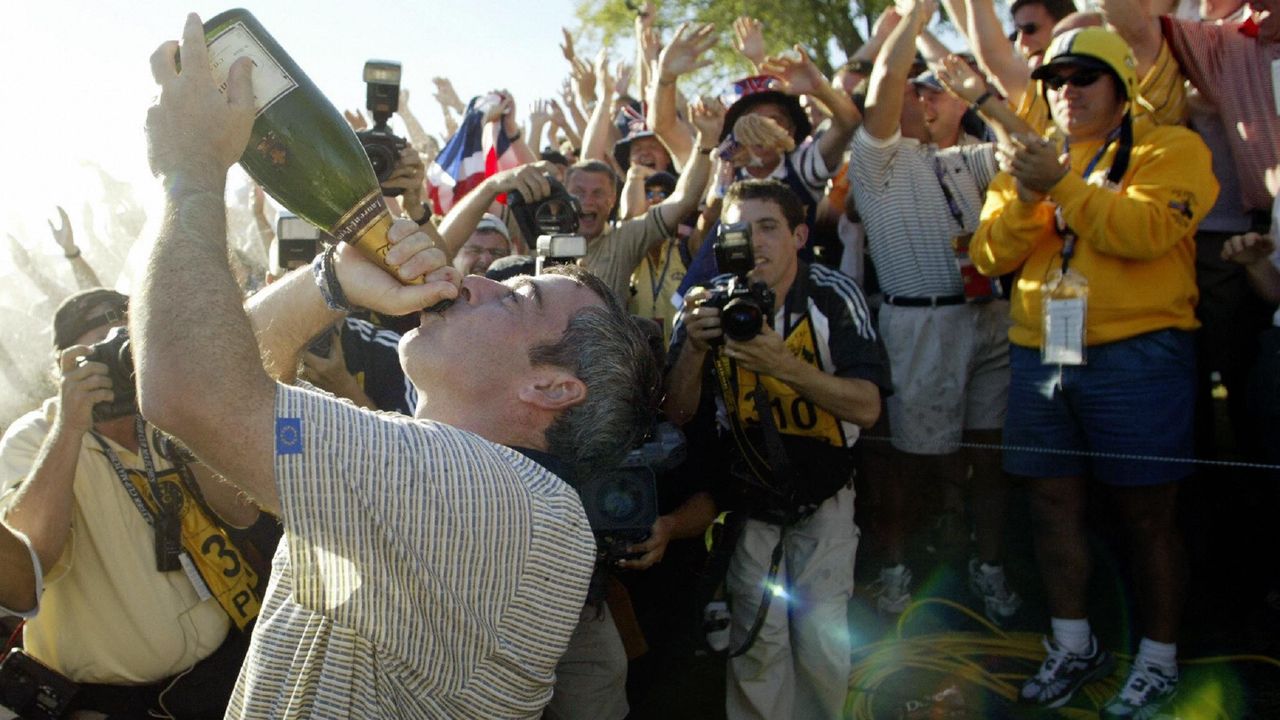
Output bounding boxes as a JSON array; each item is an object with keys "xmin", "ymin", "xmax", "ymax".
[{"xmin": 573, "ymin": 0, "xmax": 896, "ymax": 83}]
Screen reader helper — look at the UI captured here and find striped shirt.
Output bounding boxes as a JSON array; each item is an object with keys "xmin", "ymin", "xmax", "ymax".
[
  {"xmin": 731, "ymin": 134, "xmax": 833, "ymax": 203},
  {"xmin": 227, "ymin": 384, "xmax": 595, "ymax": 719},
  {"xmin": 1161, "ymin": 15, "xmax": 1280, "ymax": 211},
  {"xmin": 849, "ymin": 128, "xmax": 997, "ymax": 297}
]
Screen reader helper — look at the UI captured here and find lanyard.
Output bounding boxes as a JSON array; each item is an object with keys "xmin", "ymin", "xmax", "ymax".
[
  {"xmin": 645, "ymin": 240, "xmax": 677, "ymax": 309},
  {"xmin": 90, "ymin": 417, "xmax": 167, "ymax": 526},
  {"xmin": 1055, "ymin": 129, "xmax": 1120, "ymax": 269},
  {"xmin": 932, "ymin": 156, "xmax": 967, "ymax": 229}
]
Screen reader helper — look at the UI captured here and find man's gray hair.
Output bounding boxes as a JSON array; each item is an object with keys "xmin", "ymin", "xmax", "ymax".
[{"xmin": 528, "ymin": 265, "xmax": 661, "ymax": 482}]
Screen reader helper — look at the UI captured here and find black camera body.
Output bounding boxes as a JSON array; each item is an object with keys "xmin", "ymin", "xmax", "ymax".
[
  {"xmin": 703, "ymin": 222, "xmax": 776, "ymax": 343},
  {"xmin": 577, "ymin": 421, "xmax": 686, "ymax": 559},
  {"xmin": 357, "ymin": 60, "xmax": 408, "ymax": 196},
  {"xmin": 85, "ymin": 326, "xmax": 136, "ymax": 423},
  {"xmin": 0, "ymin": 649, "xmax": 77, "ymax": 720}
]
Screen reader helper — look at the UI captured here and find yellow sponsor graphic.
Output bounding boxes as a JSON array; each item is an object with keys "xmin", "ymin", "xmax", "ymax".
[{"xmin": 715, "ymin": 316, "xmax": 846, "ymax": 448}]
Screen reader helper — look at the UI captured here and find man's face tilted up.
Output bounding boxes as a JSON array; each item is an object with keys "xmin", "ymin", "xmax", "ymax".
[{"xmin": 399, "ymin": 272, "xmax": 602, "ymax": 418}]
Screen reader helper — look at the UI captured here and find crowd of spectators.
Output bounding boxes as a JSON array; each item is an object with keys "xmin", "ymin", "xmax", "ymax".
[{"xmin": 0, "ymin": 0, "xmax": 1277, "ymax": 718}]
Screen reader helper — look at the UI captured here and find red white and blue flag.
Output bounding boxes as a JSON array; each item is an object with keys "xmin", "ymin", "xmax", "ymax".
[{"xmin": 426, "ymin": 96, "xmax": 519, "ymax": 215}]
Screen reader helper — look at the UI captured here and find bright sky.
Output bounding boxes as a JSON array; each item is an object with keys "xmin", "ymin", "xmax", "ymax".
[{"xmin": 0, "ymin": 0, "xmax": 583, "ymax": 243}]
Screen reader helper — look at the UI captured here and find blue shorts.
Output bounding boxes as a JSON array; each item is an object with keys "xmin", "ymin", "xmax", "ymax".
[{"xmin": 1004, "ymin": 329, "xmax": 1195, "ymax": 486}]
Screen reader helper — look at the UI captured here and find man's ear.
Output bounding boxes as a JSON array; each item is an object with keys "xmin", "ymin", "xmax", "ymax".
[
  {"xmin": 517, "ymin": 368, "xmax": 587, "ymax": 411},
  {"xmin": 793, "ymin": 223, "xmax": 809, "ymax": 250}
]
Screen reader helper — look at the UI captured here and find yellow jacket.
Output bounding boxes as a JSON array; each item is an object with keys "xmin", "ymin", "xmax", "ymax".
[{"xmin": 972, "ymin": 118, "xmax": 1218, "ymax": 349}]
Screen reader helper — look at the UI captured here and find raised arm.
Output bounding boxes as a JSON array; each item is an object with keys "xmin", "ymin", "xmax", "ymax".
[
  {"xmin": 1098, "ymin": 0, "xmax": 1163, "ymax": 74},
  {"xmin": 760, "ymin": 46, "xmax": 861, "ymax": 171},
  {"xmin": 732, "ymin": 16, "xmax": 767, "ymax": 73},
  {"xmin": 965, "ymin": 0, "xmax": 1031, "ymax": 107},
  {"xmin": 654, "ymin": 97, "xmax": 720, "ymax": 232},
  {"xmin": 48, "ymin": 207, "xmax": 103, "ymax": 290},
  {"xmin": 137, "ymin": 15, "xmax": 459, "ymax": 514},
  {"xmin": 850, "ymin": 8, "xmax": 903, "ymax": 64},
  {"xmin": 864, "ymin": 0, "xmax": 936, "ymax": 140},
  {"xmin": 494, "ymin": 91, "xmax": 537, "ymax": 166},
  {"xmin": 2, "ymin": 345, "xmax": 112, "ymax": 574},
  {"xmin": 436, "ymin": 164, "xmax": 551, "ymax": 259},
  {"xmin": 397, "ymin": 89, "xmax": 435, "ymax": 154},
  {"xmin": 581, "ymin": 52, "xmax": 618, "ymax": 164},
  {"xmin": 936, "ymin": 54, "xmax": 1035, "ymax": 144},
  {"xmin": 649, "ymin": 22, "xmax": 716, "ymax": 173}
]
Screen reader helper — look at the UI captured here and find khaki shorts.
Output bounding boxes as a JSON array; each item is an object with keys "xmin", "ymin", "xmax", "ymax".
[{"xmin": 879, "ymin": 301, "xmax": 1010, "ymax": 454}]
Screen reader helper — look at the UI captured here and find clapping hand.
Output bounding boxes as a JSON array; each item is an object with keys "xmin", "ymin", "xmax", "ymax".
[{"xmin": 1002, "ymin": 132, "xmax": 1069, "ymax": 201}]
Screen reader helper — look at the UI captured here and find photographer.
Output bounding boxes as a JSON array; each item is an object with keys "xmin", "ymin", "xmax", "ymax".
[
  {"xmin": 438, "ymin": 99, "xmax": 720, "ymax": 305},
  {"xmin": 0, "ymin": 288, "xmax": 264, "ymax": 719},
  {"xmin": 135, "ymin": 17, "xmax": 660, "ymax": 717},
  {"xmin": 663, "ymin": 180, "xmax": 888, "ymax": 720}
]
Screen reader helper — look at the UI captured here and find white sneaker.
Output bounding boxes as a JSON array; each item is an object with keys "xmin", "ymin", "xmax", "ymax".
[
  {"xmin": 1101, "ymin": 659, "xmax": 1179, "ymax": 719},
  {"xmin": 968, "ymin": 558, "xmax": 1022, "ymax": 624},
  {"xmin": 873, "ymin": 565, "xmax": 912, "ymax": 614}
]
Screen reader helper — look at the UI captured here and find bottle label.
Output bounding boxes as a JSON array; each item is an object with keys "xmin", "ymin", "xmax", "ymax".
[
  {"xmin": 331, "ymin": 190, "xmax": 388, "ymax": 247},
  {"xmin": 208, "ymin": 22, "xmax": 298, "ymax": 117}
]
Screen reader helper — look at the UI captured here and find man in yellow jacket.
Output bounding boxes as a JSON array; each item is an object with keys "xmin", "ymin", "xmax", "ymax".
[{"xmin": 971, "ymin": 28, "xmax": 1217, "ymax": 718}]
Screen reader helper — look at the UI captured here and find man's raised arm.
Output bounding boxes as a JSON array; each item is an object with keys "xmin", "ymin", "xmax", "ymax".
[
  {"xmin": 654, "ymin": 97, "xmax": 721, "ymax": 231},
  {"xmin": 966, "ymin": 0, "xmax": 1032, "ymax": 107},
  {"xmin": 135, "ymin": 15, "xmax": 458, "ymax": 514},
  {"xmin": 864, "ymin": 0, "xmax": 936, "ymax": 140},
  {"xmin": 135, "ymin": 15, "xmax": 278, "ymax": 511}
]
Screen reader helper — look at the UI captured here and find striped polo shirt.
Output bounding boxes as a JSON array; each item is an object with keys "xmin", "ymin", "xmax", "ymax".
[
  {"xmin": 227, "ymin": 383, "xmax": 595, "ymax": 719},
  {"xmin": 1161, "ymin": 15, "xmax": 1280, "ymax": 211},
  {"xmin": 849, "ymin": 127, "xmax": 998, "ymax": 297}
]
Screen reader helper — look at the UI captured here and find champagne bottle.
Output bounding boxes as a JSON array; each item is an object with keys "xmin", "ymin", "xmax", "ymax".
[{"xmin": 199, "ymin": 9, "xmax": 417, "ymax": 283}]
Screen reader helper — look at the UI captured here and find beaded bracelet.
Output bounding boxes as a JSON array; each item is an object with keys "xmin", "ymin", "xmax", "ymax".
[{"xmin": 311, "ymin": 245, "xmax": 357, "ymax": 313}]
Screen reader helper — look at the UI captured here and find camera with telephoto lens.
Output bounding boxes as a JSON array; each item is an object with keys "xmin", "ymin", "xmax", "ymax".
[
  {"xmin": 84, "ymin": 326, "xmax": 136, "ymax": 422},
  {"xmin": 356, "ymin": 60, "xmax": 408, "ymax": 196},
  {"xmin": 0, "ymin": 649, "xmax": 77, "ymax": 720},
  {"xmin": 702, "ymin": 222, "xmax": 775, "ymax": 343},
  {"xmin": 577, "ymin": 421, "xmax": 686, "ymax": 560}
]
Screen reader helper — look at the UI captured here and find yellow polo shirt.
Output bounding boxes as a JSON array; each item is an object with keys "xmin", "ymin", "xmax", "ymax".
[{"xmin": 0, "ymin": 401, "xmax": 228, "ymax": 684}]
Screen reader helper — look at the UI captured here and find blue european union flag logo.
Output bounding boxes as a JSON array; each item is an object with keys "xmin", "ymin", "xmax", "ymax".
[{"xmin": 276, "ymin": 418, "xmax": 302, "ymax": 455}]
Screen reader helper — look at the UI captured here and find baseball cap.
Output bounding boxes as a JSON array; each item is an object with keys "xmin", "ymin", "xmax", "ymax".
[
  {"xmin": 1030, "ymin": 27, "xmax": 1137, "ymax": 100},
  {"xmin": 910, "ymin": 70, "xmax": 946, "ymax": 92},
  {"xmin": 474, "ymin": 213, "xmax": 511, "ymax": 242},
  {"xmin": 53, "ymin": 288, "xmax": 128, "ymax": 351}
]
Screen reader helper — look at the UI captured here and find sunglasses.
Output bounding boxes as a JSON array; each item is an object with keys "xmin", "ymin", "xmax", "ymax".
[
  {"xmin": 1043, "ymin": 70, "xmax": 1104, "ymax": 91},
  {"xmin": 1015, "ymin": 22, "xmax": 1040, "ymax": 36}
]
